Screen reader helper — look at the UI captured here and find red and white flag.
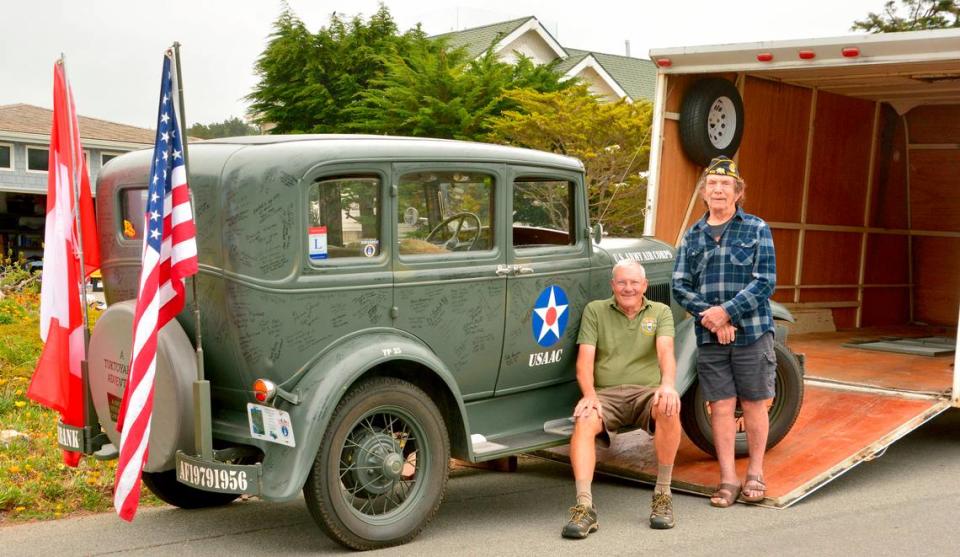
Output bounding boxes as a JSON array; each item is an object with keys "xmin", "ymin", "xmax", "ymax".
[
  {"xmin": 113, "ymin": 50, "xmax": 198, "ymax": 521},
  {"xmin": 28, "ymin": 61, "xmax": 100, "ymax": 467}
]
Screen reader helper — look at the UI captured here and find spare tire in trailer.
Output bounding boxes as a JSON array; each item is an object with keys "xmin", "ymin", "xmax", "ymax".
[{"xmin": 679, "ymin": 78, "xmax": 745, "ymax": 166}]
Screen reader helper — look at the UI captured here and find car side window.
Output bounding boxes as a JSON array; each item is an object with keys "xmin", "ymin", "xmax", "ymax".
[
  {"xmin": 307, "ymin": 176, "xmax": 381, "ymax": 261},
  {"xmin": 397, "ymin": 171, "xmax": 495, "ymax": 255},
  {"xmin": 119, "ymin": 188, "xmax": 148, "ymax": 240},
  {"xmin": 512, "ymin": 179, "xmax": 576, "ymax": 247}
]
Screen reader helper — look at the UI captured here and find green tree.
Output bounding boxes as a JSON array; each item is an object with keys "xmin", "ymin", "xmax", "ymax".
[
  {"xmin": 247, "ymin": 4, "xmax": 424, "ymax": 133},
  {"xmin": 486, "ymin": 85, "xmax": 653, "ymax": 236},
  {"xmin": 346, "ymin": 45, "xmax": 571, "ymax": 140},
  {"xmin": 188, "ymin": 117, "xmax": 258, "ymax": 139},
  {"xmin": 852, "ymin": 0, "xmax": 959, "ymax": 32}
]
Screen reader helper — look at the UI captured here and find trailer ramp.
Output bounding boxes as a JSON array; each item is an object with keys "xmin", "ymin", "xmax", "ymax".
[{"xmin": 538, "ymin": 382, "xmax": 950, "ymax": 508}]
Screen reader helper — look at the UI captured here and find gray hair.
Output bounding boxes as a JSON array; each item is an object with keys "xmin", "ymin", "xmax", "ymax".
[{"xmin": 612, "ymin": 259, "xmax": 646, "ymax": 279}]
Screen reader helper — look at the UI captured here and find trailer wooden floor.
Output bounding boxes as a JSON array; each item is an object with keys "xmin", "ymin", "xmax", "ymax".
[
  {"xmin": 538, "ymin": 326, "xmax": 955, "ymax": 507},
  {"xmin": 790, "ymin": 325, "xmax": 955, "ymax": 395}
]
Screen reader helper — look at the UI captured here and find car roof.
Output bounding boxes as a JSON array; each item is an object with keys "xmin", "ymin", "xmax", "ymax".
[{"xmin": 197, "ymin": 134, "xmax": 585, "ymax": 171}]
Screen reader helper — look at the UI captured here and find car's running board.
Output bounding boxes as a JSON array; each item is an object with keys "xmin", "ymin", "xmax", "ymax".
[{"xmin": 470, "ymin": 427, "xmax": 571, "ymax": 461}]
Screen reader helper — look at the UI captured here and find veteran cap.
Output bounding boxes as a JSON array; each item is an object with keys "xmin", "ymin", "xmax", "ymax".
[{"xmin": 704, "ymin": 156, "xmax": 741, "ymax": 180}]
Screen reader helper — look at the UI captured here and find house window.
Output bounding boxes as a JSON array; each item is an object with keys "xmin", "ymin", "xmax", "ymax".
[
  {"xmin": 26, "ymin": 146, "xmax": 49, "ymax": 172},
  {"xmin": 0, "ymin": 143, "xmax": 12, "ymax": 170},
  {"xmin": 307, "ymin": 176, "xmax": 382, "ymax": 261},
  {"xmin": 397, "ymin": 171, "xmax": 495, "ymax": 256},
  {"xmin": 101, "ymin": 152, "xmax": 121, "ymax": 166}
]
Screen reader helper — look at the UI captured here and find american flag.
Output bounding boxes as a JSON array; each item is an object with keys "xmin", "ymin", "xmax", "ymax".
[{"xmin": 114, "ymin": 50, "xmax": 198, "ymax": 522}]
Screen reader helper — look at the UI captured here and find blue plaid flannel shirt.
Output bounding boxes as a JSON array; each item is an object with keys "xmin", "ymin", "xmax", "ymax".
[{"xmin": 672, "ymin": 206, "xmax": 776, "ymax": 346}]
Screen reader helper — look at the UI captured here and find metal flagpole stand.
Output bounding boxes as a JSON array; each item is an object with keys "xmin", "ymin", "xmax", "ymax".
[
  {"xmin": 170, "ymin": 42, "xmax": 213, "ymax": 462},
  {"xmin": 59, "ymin": 55, "xmax": 106, "ymax": 456}
]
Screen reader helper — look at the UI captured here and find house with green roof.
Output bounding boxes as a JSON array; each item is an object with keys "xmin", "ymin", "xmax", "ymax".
[{"xmin": 434, "ymin": 16, "xmax": 656, "ymax": 103}]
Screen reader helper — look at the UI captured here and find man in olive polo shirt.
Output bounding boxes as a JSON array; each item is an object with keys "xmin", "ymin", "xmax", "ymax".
[{"xmin": 562, "ymin": 259, "xmax": 681, "ymax": 538}]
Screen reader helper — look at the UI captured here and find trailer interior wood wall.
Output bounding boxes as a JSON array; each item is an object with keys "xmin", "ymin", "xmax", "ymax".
[{"xmin": 655, "ymin": 75, "xmax": 960, "ymax": 329}]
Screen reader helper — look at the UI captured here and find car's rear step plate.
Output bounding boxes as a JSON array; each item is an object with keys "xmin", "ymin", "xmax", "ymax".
[{"xmin": 536, "ymin": 383, "xmax": 950, "ymax": 508}]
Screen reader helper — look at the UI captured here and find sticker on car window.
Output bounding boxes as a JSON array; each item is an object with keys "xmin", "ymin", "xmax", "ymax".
[{"xmin": 308, "ymin": 226, "xmax": 328, "ymax": 260}]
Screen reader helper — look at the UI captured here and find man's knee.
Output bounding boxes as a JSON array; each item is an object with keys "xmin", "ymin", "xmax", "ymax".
[
  {"xmin": 708, "ymin": 397, "xmax": 737, "ymax": 418},
  {"xmin": 573, "ymin": 412, "xmax": 604, "ymax": 437},
  {"xmin": 651, "ymin": 406, "xmax": 681, "ymax": 431}
]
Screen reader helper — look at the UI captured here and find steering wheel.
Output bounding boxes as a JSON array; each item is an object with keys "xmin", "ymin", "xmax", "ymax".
[{"xmin": 425, "ymin": 212, "xmax": 482, "ymax": 251}]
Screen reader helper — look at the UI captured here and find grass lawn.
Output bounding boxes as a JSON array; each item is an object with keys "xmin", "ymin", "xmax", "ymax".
[{"xmin": 0, "ymin": 289, "xmax": 161, "ymax": 524}]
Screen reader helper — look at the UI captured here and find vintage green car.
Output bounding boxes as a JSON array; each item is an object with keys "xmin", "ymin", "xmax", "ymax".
[{"xmin": 82, "ymin": 135, "xmax": 802, "ymax": 549}]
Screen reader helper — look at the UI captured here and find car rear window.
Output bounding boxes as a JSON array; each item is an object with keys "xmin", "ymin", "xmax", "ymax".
[{"xmin": 307, "ymin": 176, "xmax": 382, "ymax": 261}]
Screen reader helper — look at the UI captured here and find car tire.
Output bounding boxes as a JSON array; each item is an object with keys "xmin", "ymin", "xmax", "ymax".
[
  {"xmin": 141, "ymin": 469, "xmax": 241, "ymax": 508},
  {"xmin": 304, "ymin": 377, "xmax": 450, "ymax": 550},
  {"xmin": 679, "ymin": 78, "xmax": 745, "ymax": 166},
  {"xmin": 680, "ymin": 340, "xmax": 804, "ymax": 458}
]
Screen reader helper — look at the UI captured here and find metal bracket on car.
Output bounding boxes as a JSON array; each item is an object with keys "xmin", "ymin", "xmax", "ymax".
[
  {"xmin": 175, "ymin": 450, "xmax": 262, "ymax": 495},
  {"xmin": 56, "ymin": 419, "xmax": 110, "ymax": 456}
]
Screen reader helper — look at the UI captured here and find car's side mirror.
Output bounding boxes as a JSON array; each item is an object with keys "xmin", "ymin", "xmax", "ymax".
[{"xmin": 591, "ymin": 223, "xmax": 603, "ymax": 244}]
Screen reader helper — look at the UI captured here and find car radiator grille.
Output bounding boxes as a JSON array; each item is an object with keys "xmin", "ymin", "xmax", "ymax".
[{"xmin": 646, "ymin": 281, "xmax": 671, "ymax": 305}]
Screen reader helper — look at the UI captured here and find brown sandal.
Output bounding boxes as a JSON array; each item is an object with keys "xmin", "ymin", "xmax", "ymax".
[
  {"xmin": 741, "ymin": 474, "xmax": 766, "ymax": 503},
  {"xmin": 710, "ymin": 483, "xmax": 741, "ymax": 508}
]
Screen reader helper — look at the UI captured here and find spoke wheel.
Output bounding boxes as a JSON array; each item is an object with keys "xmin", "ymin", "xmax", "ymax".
[{"xmin": 304, "ymin": 377, "xmax": 449, "ymax": 550}]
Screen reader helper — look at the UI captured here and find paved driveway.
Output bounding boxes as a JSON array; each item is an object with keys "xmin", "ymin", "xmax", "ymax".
[{"xmin": 4, "ymin": 409, "xmax": 959, "ymax": 556}]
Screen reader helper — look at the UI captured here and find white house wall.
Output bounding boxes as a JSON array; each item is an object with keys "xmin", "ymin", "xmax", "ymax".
[
  {"xmin": 498, "ymin": 30, "xmax": 560, "ymax": 65},
  {"xmin": 577, "ymin": 67, "xmax": 621, "ymax": 102}
]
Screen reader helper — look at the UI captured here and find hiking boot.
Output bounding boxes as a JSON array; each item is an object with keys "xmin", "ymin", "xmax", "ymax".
[
  {"xmin": 561, "ymin": 504, "xmax": 598, "ymax": 539},
  {"xmin": 649, "ymin": 492, "xmax": 675, "ymax": 529}
]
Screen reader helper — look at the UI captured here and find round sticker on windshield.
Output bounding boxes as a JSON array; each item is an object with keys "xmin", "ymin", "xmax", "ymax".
[
  {"xmin": 362, "ymin": 241, "xmax": 377, "ymax": 257},
  {"xmin": 531, "ymin": 285, "xmax": 569, "ymax": 347}
]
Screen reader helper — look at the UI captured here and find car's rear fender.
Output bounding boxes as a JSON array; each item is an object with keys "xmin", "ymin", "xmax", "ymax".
[{"xmin": 257, "ymin": 329, "xmax": 470, "ymax": 501}]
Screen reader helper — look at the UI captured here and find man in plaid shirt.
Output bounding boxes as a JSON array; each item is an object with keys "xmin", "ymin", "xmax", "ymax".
[{"xmin": 672, "ymin": 156, "xmax": 776, "ymax": 508}]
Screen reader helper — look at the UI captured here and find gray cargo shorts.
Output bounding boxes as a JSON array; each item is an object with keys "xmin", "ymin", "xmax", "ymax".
[{"xmin": 697, "ymin": 331, "xmax": 776, "ymax": 401}]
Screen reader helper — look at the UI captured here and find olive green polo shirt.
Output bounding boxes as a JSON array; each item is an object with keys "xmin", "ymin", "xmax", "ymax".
[{"xmin": 577, "ymin": 296, "xmax": 675, "ymax": 388}]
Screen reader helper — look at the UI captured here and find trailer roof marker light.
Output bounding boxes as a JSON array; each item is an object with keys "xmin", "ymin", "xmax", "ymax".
[
  {"xmin": 253, "ymin": 378, "xmax": 277, "ymax": 403},
  {"xmin": 757, "ymin": 52, "xmax": 774, "ymax": 62},
  {"xmin": 841, "ymin": 47, "xmax": 860, "ymax": 58},
  {"xmin": 798, "ymin": 50, "xmax": 816, "ymax": 60},
  {"xmin": 656, "ymin": 58, "xmax": 672, "ymax": 68}
]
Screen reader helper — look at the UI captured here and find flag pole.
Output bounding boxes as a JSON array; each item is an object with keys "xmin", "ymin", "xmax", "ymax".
[
  {"xmin": 171, "ymin": 42, "xmax": 213, "ymax": 461},
  {"xmin": 59, "ymin": 54, "xmax": 93, "ymax": 338},
  {"xmin": 59, "ymin": 54, "xmax": 99, "ymax": 453}
]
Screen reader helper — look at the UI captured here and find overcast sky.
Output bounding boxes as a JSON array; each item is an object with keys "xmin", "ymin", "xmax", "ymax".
[{"xmin": 2, "ymin": 0, "xmax": 888, "ymax": 130}]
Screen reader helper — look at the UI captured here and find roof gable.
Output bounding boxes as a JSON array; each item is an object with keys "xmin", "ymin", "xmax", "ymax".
[
  {"xmin": 566, "ymin": 49, "xmax": 657, "ymax": 102},
  {"xmin": 434, "ymin": 17, "xmax": 533, "ymax": 58},
  {"xmin": 434, "ymin": 17, "xmax": 657, "ymax": 102},
  {"xmin": 435, "ymin": 16, "xmax": 567, "ymax": 63}
]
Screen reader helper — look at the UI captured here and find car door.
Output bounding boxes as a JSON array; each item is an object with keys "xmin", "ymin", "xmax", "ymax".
[
  {"xmin": 391, "ymin": 163, "xmax": 508, "ymax": 398},
  {"xmin": 494, "ymin": 167, "xmax": 591, "ymax": 394}
]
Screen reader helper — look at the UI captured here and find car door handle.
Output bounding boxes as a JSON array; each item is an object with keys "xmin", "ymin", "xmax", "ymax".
[
  {"xmin": 515, "ymin": 265, "xmax": 534, "ymax": 275},
  {"xmin": 496, "ymin": 265, "xmax": 513, "ymax": 277}
]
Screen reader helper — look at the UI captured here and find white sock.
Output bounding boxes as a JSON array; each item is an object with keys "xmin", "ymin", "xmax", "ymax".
[{"xmin": 575, "ymin": 478, "xmax": 593, "ymax": 507}]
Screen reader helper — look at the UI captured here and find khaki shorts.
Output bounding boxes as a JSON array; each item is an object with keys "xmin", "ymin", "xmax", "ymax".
[{"xmin": 595, "ymin": 385, "xmax": 657, "ymax": 448}]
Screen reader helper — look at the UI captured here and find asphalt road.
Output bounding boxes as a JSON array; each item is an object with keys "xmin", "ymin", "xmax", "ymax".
[{"xmin": 4, "ymin": 409, "xmax": 959, "ymax": 556}]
